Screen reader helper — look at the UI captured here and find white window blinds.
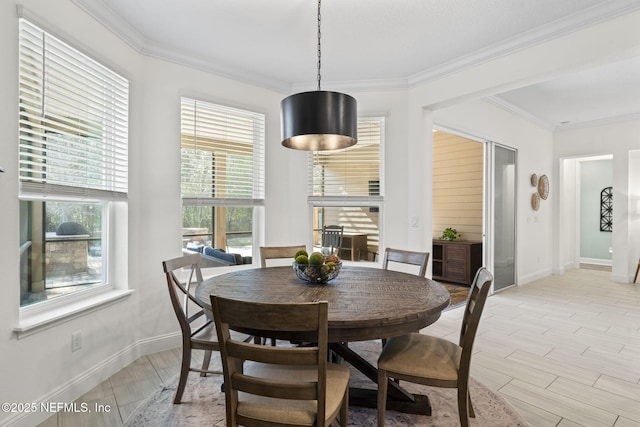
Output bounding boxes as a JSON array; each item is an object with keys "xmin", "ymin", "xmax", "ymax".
[
  {"xmin": 18, "ymin": 19, "xmax": 129, "ymax": 200},
  {"xmin": 309, "ymin": 117, "xmax": 384, "ymax": 200},
  {"xmin": 181, "ymin": 98, "xmax": 265, "ymax": 206}
]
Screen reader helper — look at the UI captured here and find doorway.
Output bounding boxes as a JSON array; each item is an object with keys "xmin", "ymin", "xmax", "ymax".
[
  {"xmin": 432, "ymin": 129, "xmax": 517, "ymax": 292},
  {"xmin": 559, "ymin": 155, "xmax": 614, "ymax": 272}
]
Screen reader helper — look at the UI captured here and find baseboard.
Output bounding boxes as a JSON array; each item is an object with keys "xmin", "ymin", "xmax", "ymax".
[
  {"xmin": 2, "ymin": 332, "xmax": 181, "ymax": 427},
  {"xmin": 138, "ymin": 331, "xmax": 182, "ymax": 356},
  {"xmin": 610, "ymin": 273, "xmax": 631, "ymax": 283},
  {"xmin": 580, "ymin": 257, "xmax": 612, "ymax": 266},
  {"xmin": 518, "ymin": 267, "xmax": 552, "ymax": 286}
]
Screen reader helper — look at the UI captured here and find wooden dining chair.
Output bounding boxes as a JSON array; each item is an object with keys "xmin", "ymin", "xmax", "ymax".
[
  {"xmin": 377, "ymin": 267, "xmax": 493, "ymax": 427},
  {"xmin": 322, "ymin": 225, "xmax": 345, "ymax": 257},
  {"xmin": 379, "ymin": 248, "xmax": 431, "ymax": 349},
  {"xmin": 382, "ymin": 247, "xmax": 430, "ymax": 278},
  {"xmin": 162, "ymin": 252, "xmax": 223, "ymax": 404},
  {"xmin": 211, "ymin": 296, "xmax": 350, "ymax": 427},
  {"xmin": 258, "ymin": 245, "xmax": 307, "ymax": 345},
  {"xmin": 260, "ymin": 244, "xmax": 306, "ymax": 268}
]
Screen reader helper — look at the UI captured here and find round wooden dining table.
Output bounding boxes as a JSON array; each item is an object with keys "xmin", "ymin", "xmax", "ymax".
[{"xmin": 195, "ymin": 265, "xmax": 451, "ymax": 415}]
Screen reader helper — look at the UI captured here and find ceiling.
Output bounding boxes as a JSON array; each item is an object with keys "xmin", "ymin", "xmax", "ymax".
[{"xmin": 73, "ymin": 0, "xmax": 640, "ymax": 130}]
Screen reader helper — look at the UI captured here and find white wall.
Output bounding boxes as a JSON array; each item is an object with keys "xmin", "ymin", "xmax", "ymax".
[
  {"xmin": 2, "ymin": 1, "xmax": 638, "ymax": 425},
  {"xmin": 0, "ymin": 3, "xmax": 413, "ymax": 425},
  {"xmin": 630, "ymin": 150, "xmax": 640, "ymax": 279},
  {"xmin": 350, "ymin": 90, "xmax": 409, "ymax": 252},
  {"xmin": 554, "ymin": 119, "xmax": 640, "ymax": 282},
  {"xmin": 433, "ymin": 100, "xmax": 555, "ymax": 284},
  {"xmin": 0, "ymin": 1, "xmax": 294, "ymax": 425},
  {"xmin": 1, "ymin": 2, "xmax": 144, "ymax": 426},
  {"xmin": 405, "ymin": 7, "xmax": 640, "ymax": 284}
]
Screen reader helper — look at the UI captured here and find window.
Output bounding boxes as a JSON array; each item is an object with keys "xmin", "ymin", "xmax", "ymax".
[
  {"xmin": 180, "ymin": 98, "xmax": 264, "ymax": 265},
  {"xmin": 309, "ymin": 118, "xmax": 384, "ymax": 261},
  {"xmin": 18, "ymin": 19, "xmax": 129, "ymax": 307}
]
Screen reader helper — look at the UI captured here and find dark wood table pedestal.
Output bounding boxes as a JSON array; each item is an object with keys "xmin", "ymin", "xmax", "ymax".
[{"xmin": 330, "ymin": 342, "xmax": 431, "ymax": 415}]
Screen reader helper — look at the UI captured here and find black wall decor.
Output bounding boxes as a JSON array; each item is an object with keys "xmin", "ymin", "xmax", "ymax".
[{"xmin": 600, "ymin": 187, "xmax": 613, "ymax": 232}]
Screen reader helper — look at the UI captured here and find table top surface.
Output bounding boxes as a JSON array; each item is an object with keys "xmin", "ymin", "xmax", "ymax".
[{"xmin": 195, "ymin": 265, "xmax": 451, "ymax": 342}]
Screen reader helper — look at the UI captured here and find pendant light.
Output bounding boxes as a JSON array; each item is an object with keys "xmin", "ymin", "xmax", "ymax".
[{"xmin": 281, "ymin": 0, "xmax": 357, "ymax": 151}]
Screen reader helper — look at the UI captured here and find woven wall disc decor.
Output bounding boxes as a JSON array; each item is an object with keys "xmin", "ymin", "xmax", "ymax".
[
  {"xmin": 538, "ymin": 174, "xmax": 549, "ymax": 200},
  {"xmin": 531, "ymin": 193, "xmax": 540, "ymax": 211},
  {"xmin": 530, "ymin": 173, "xmax": 538, "ymax": 186}
]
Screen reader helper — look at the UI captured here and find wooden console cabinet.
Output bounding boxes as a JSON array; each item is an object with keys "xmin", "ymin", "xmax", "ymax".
[{"xmin": 432, "ymin": 240, "xmax": 482, "ymax": 286}]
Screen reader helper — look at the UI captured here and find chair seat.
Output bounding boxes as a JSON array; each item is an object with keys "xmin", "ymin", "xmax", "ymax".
[
  {"xmin": 238, "ymin": 363, "xmax": 350, "ymax": 426},
  {"xmin": 378, "ymin": 333, "xmax": 461, "ymax": 383}
]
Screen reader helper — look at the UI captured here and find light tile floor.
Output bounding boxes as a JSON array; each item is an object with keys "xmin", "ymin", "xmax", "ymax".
[{"xmin": 39, "ymin": 268, "xmax": 640, "ymax": 426}]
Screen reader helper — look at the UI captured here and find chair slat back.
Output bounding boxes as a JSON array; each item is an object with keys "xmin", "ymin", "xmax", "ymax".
[
  {"xmin": 458, "ymin": 267, "xmax": 493, "ymax": 378},
  {"xmin": 211, "ymin": 296, "xmax": 329, "ymax": 422},
  {"xmin": 322, "ymin": 225, "xmax": 344, "ymax": 254},
  {"xmin": 382, "ymin": 248, "xmax": 430, "ymax": 278},
  {"xmin": 260, "ymin": 245, "xmax": 306, "ymax": 268},
  {"xmin": 162, "ymin": 252, "xmax": 206, "ymax": 333}
]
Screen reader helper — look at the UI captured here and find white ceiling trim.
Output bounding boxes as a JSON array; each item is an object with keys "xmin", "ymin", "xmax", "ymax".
[
  {"xmin": 72, "ymin": 0, "xmax": 147, "ymax": 52},
  {"xmin": 485, "ymin": 95, "xmax": 640, "ymax": 131},
  {"xmin": 142, "ymin": 43, "xmax": 293, "ymax": 93},
  {"xmin": 408, "ymin": 0, "xmax": 640, "ymax": 87},
  {"xmin": 483, "ymin": 96, "xmax": 554, "ymax": 131},
  {"xmin": 72, "ymin": 0, "xmax": 640, "ymax": 95},
  {"xmin": 555, "ymin": 112, "xmax": 640, "ymax": 131}
]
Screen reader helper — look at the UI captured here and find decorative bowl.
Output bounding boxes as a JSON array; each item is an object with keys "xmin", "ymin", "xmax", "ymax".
[{"xmin": 293, "ymin": 262, "xmax": 342, "ymax": 284}]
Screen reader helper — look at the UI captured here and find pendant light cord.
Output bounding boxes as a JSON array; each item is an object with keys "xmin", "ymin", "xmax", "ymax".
[{"xmin": 317, "ymin": 0, "xmax": 322, "ymax": 91}]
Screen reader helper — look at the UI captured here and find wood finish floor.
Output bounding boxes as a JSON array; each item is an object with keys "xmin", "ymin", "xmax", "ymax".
[{"xmin": 39, "ymin": 268, "xmax": 640, "ymax": 426}]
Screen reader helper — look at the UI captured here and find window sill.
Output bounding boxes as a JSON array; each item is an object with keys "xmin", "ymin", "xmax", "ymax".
[{"xmin": 14, "ymin": 289, "xmax": 135, "ymax": 339}]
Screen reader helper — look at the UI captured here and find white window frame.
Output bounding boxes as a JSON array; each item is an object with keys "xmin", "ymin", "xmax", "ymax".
[
  {"xmin": 308, "ymin": 117, "xmax": 385, "ymax": 259},
  {"xmin": 15, "ymin": 17, "xmax": 132, "ymax": 336},
  {"xmin": 180, "ymin": 97, "xmax": 265, "ymax": 265}
]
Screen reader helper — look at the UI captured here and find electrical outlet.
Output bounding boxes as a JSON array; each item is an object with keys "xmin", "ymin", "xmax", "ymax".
[{"xmin": 72, "ymin": 331, "xmax": 82, "ymax": 352}]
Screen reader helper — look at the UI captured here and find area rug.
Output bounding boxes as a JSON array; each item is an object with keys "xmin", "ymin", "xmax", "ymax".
[
  {"xmin": 126, "ymin": 341, "xmax": 528, "ymax": 426},
  {"xmin": 443, "ymin": 283, "xmax": 470, "ymax": 310}
]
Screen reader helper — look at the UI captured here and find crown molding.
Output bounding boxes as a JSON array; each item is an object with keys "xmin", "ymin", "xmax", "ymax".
[
  {"xmin": 72, "ymin": 0, "xmax": 640, "ymax": 95},
  {"xmin": 407, "ymin": 0, "xmax": 640, "ymax": 87},
  {"xmin": 71, "ymin": 0, "xmax": 292, "ymax": 92},
  {"xmin": 486, "ymin": 96, "xmax": 640, "ymax": 132},
  {"xmin": 141, "ymin": 43, "xmax": 293, "ymax": 93},
  {"xmin": 72, "ymin": 0, "xmax": 147, "ymax": 51},
  {"xmin": 554, "ymin": 112, "xmax": 640, "ymax": 131},
  {"xmin": 483, "ymin": 96, "xmax": 554, "ymax": 131},
  {"xmin": 290, "ymin": 78, "xmax": 409, "ymax": 94}
]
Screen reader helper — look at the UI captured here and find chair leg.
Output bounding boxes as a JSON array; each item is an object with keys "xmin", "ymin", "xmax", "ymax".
[
  {"xmin": 340, "ymin": 386, "xmax": 349, "ymax": 426},
  {"xmin": 174, "ymin": 346, "xmax": 191, "ymax": 404},
  {"xmin": 377, "ymin": 369, "xmax": 388, "ymax": 427},
  {"xmin": 468, "ymin": 390, "xmax": 475, "ymax": 418},
  {"xmin": 379, "ymin": 340, "xmax": 400, "ymax": 384},
  {"xmin": 200, "ymin": 350, "xmax": 212, "ymax": 377},
  {"xmin": 457, "ymin": 385, "xmax": 470, "ymax": 427},
  {"xmin": 634, "ymin": 260, "xmax": 640, "ymax": 283}
]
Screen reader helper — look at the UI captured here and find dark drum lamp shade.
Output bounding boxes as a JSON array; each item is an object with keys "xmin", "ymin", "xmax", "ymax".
[{"xmin": 281, "ymin": 90, "xmax": 357, "ymax": 151}]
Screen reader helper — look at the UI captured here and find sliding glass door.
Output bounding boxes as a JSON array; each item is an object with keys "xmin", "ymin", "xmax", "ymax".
[{"xmin": 487, "ymin": 143, "xmax": 517, "ymax": 291}]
